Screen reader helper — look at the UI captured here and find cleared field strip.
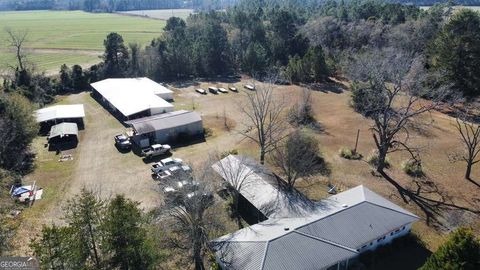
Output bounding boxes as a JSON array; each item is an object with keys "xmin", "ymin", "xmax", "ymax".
[
  {"xmin": 118, "ymin": 9, "xmax": 194, "ymax": 20},
  {"xmin": 0, "ymin": 10, "xmax": 165, "ymax": 72}
]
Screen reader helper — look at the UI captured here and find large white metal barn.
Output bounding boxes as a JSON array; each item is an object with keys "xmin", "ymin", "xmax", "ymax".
[{"xmin": 90, "ymin": 77, "xmax": 174, "ymax": 120}]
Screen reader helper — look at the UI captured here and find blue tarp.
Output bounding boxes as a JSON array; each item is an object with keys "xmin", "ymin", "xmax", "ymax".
[{"xmin": 11, "ymin": 186, "xmax": 31, "ymax": 197}]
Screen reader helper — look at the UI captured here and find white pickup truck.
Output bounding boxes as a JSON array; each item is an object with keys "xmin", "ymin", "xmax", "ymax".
[
  {"xmin": 141, "ymin": 144, "xmax": 171, "ymax": 157},
  {"xmin": 151, "ymin": 157, "xmax": 184, "ymax": 174}
]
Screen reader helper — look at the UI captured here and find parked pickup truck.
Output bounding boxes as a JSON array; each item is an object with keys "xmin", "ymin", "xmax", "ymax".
[
  {"xmin": 142, "ymin": 144, "xmax": 171, "ymax": 157},
  {"xmin": 114, "ymin": 134, "xmax": 132, "ymax": 150},
  {"xmin": 151, "ymin": 157, "xmax": 183, "ymax": 174}
]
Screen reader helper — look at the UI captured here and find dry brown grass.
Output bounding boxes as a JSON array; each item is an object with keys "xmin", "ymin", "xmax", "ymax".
[
  {"xmin": 11, "ymin": 77, "xmax": 480, "ymax": 260},
  {"xmin": 170, "ymin": 78, "xmax": 480, "ymax": 251}
]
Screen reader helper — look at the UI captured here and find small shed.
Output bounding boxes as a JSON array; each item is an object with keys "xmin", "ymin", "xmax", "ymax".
[
  {"xmin": 126, "ymin": 110, "xmax": 203, "ymax": 147},
  {"xmin": 48, "ymin": 122, "xmax": 79, "ymax": 143}
]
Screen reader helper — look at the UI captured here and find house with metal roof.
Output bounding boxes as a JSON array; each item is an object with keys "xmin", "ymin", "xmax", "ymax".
[
  {"xmin": 212, "ymin": 156, "xmax": 419, "ymax": 270},
  {"xmin": 90, "ymin": 77, "xmax": 174, "ymax": 120},
  {"xmin": 125, "ymin": 110, "xmax": 203, "ymax": 147}
]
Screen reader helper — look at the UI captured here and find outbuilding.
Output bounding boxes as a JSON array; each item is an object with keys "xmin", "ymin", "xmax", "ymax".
[
  {"xmin": 48, "ymin": 122, "xmax": 79, "ymax": 144},
  {"xmin": 125, "ymin": 110, "xmax": 203, "ymax": 147},
  {"xmin": 35, "ymin": 104, "xmax": 85, "ymax": 131},
  {"xmin": 90, "ymin": 77, "xmax": 174, "ymax": 120}
]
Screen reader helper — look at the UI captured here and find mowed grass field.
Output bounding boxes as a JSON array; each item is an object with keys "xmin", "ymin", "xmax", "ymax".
[
  {"xmin": 118, "ymin": 9, "xmax": 194, "ymax": 20},
  {"xmin": 0, "ymin": 10, "xmax": 165, "ymax": 73}
]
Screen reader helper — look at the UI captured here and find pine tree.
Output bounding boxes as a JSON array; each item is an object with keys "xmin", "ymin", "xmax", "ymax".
[{"xmin": 420, "ymin": 228, "xmax": 480, "ymax": 270}]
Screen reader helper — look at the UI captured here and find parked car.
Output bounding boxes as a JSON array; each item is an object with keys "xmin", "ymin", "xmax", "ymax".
[
  {"xmin": 195, "ymin": 88, "xmax": 206, "ymax": 95},
  {"xmin": 142, "ymin": 144, "xmax": 171, "ymax": 158},
  {"xmin": 229, "ymin": 86, "xmax": 238, "ymax": 92},
  {"xmin": 114, "ymin": 134, "xmax": 131, "ymax": 150},
  {"xmin": 218, "ymin": 87, "xmax": 228, "ymax": 93},
  {"xmin": 152, "ymin": 170, "xmax": 172, "ymax": 180},
  {"xmin": 151, "ymin": 157, "xmax": 184, "ymax": 173},
  {"xmin": 208, "ymin": 86, "xmax": 219, "ymax": 94},
  {"xmin": 244, "ymin": 84, "xmax": 255, "ymax": 91},
  {"xmin": 185, "ymin": 191, "xmax": 214, "ymax": 208},
  {"xmin": 169, "ymin": 165, "xmax": 192, "ymax": 175},
  {"xmin": 152, "ymin": 164, "xmax": 191, "ymax": 179},
  {"xmin": 177, "ymin": 179, "xmax": 200, "ymax": 190},
  {"xmin": 162, "ymin": 179, "xmax": 200, "ymax": 204}
]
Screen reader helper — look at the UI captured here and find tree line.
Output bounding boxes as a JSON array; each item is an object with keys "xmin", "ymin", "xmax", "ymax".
[{"xmin": 0, "ymin": 0, "xmax": 237, "ymax": 12}]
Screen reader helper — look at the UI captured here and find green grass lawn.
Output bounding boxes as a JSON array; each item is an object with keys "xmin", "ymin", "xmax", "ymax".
[
  {"xmin": 0, "ymin": 50, "xmax": 100, "ymax": 73},
  {"xmin": 0, "ymin": 10, "xmax": 165, "ymax": 72}
]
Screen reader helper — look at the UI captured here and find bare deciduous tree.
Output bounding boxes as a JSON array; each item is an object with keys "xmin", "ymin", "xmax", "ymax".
[
  {"xmin": 270, "ymin": 130, "xmax": 326, "ymax": 190},
  {"xmin": 347, "ymin": 49, "xmax": 449, "ymax": 173},
  {"xmin": 450, "ymin": 111, "xmax": 480, "ymax": 180},
  {"xmin": 239, "ymin": 82, "xmax": 286, "ymax": 164},
  {"xmin": 211, "ymin": 154, "xmax": 258, "ymax": 229},
  {"xmin": 5, "ymin": 28, "xmax": 28, "ymax": 71}
]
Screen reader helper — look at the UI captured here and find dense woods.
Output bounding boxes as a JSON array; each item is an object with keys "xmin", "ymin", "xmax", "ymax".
[{"xmin": 0, "ymin": 0, "xmax": 236, "ymax": 12}]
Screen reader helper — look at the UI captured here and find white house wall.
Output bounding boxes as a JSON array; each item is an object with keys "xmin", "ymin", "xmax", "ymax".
[{"xmin": 358, "ymin": 223, "xmax": 413, "ymax": 253}]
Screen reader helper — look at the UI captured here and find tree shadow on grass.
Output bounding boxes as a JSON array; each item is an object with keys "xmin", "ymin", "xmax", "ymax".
[
  {"xmin": 355, "ymin": 234, "xmax": 431, "ymax": 270},
  {"xmin": 466, "ymin": 177, "xmax": 480, "ymax": 188},
  {"xmin": 379, "ymin": 170, "xmax": 480, "ymax": 230},
  {"xmin": 308, "ymin": 81, "xmax": 346, "ymax": 94}
]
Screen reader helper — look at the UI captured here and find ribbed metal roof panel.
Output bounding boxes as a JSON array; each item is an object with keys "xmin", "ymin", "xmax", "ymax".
[
  {"xmin": 297, "ymin": 202, "xmax": 418, "ymax": 249},
  {"xmin": 215, "ymin": 241, "xmax": 268, "ymax": 270},
  {"xmin": 263, "ymin": 232, "xmax": 357, "ymax": 270}
]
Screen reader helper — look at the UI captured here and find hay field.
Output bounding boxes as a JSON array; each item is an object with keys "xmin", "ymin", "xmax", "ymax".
[{"xmin": 0, "ymin": 10, "xmax": 165, "ymax": 73}]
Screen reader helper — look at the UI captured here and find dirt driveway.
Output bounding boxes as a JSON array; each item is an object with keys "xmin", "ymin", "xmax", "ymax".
[{"xmin": 63, "ymin": 93, "xmax": 161, "ymax": 210}]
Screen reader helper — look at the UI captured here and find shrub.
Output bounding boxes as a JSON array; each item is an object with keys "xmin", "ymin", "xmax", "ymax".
[
  {"xmin": 220, "ymin": 149, "xmax": 238, "ymax": 159},
  {"xmin": 203, "ymin": 127, "xmax": 213, "ymax": 138},
  {"xmin": 402, "ymin": 159, "xmax": 424, "ymax": 177},
  {"xmin": 339, "ymin": 147, "xmax": 362, "ymax": 160},
  {"xmin": 367, "ymin": 151, "xmax": 390, "ymax": 169}
]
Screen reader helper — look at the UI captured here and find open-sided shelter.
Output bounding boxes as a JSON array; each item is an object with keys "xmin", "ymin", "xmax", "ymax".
[{"xmin": 35, "ymin": 104, "xmax": 85, "ymax": 130}]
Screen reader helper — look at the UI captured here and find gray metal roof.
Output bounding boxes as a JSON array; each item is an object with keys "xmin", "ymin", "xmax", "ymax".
[
  {"xmin": 36, "ymin": 104, "xmax": 85, "ymax": 123},
  {"xmin": 297, "ymin": 202, "xmax": 418, "ymax": 249},
  {"xmin": 212, "ymin": 185, "xmax": 419, "ymax": 270},
  {"xmin": 263, "ymin": 232, "xmax": 357, "ymax": 270},
  {"xmin": 48, "ymin": 122, "xmax": 78, "ymax": 140},
  {"xmin": 215, "ymin": 242, "xmax": 268, "ymax": 270},
  {"xmin": 125, "ymin": 110, "xmax": 202, "ymax": 135}
]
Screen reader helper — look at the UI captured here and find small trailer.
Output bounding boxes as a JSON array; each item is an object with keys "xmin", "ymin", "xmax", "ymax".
[
  {"xmin": 244, "ymin": 84, "xmax": 255, "ymax": 91},
  {"xmin": 208, "ymin": 86, "xmax": 219, "ymax": 94},
  {"xmin": 195, "ymin": 88, "xmax": 207, "ymax": 95}
]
